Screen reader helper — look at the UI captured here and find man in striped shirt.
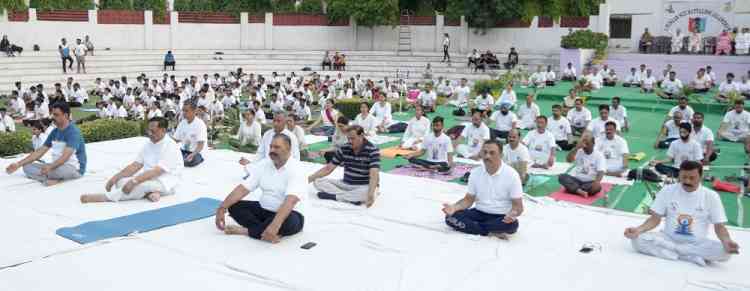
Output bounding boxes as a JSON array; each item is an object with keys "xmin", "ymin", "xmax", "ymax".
[{"xmin": 308, "ymin": 125, "xmax": 380, "ymax": 207}]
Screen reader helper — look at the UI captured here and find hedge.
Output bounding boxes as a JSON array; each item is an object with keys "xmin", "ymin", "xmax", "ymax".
[
  {"xmin": 78, "ymin": 118, "xmax": 142, "ymax": 143},
  {"xmin": 0, "ymin": 131, "xmax": 32, "ymax": 157}
]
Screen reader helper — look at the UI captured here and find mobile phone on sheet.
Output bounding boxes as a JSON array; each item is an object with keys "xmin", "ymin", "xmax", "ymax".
[{"xmin": 301, "ymin": 242, "xmax": 317, "ymax": 249}]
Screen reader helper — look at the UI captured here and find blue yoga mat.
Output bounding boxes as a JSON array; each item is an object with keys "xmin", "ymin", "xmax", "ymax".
[{"xmin": 57, "ymin": 198, "xmax": 221, "ymax": 244}]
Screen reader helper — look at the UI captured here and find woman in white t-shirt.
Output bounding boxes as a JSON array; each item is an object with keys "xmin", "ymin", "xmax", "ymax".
[
  {"xmin": 401, "ymin": 105, "xmax": 431, "ymax": 150},
  {"xmin": 235, "ymin": 110, "xmax": 262, "ymax": 150},
  {"xmin": 370, "ymin": 96, "xmax": 394, "ymax": 133},
  {"xmin": 353, "ymin": 102, "xmax": 377, "ymax": 137}
]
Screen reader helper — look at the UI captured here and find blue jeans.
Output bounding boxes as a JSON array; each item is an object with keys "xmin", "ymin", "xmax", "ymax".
[
  {"xmin": 445, "ymin": 208, "xmax": 519, "ymax": 236},
  {"xmin": 181, "ymin": 149, "xmax": 204, "ymax": 167}
]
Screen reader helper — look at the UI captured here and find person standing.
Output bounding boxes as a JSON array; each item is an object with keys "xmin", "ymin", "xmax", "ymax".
[
  {"xmin": 58, "ymin": 38, "xmax": 74, "ymax": 74},
  {"xmin": 441, "ymin": 33, "xmax": 451, "ymax": 63},
  {"xmin": 74, "ymin": 38, "xmax": 87, "ymax": 74}
]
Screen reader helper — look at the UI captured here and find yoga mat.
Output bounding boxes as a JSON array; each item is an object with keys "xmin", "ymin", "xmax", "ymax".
[
  {"xmin": 527, "ymin": 162, "xmax": 572, "ymax": 176},
  {"xmin": 549, "ymin": 183, "xmax": 614, "ymax": 205},
  {"xmin": 627, "ymin": 152, "xmax": 646, "ymax": 161},
  {"xmin": 380, "ymin": 147, "xmax": 418, "ymax": 159},
  {"xmin": 305, "ymin": 135, "xmax": 328, "ymax": 145},
  {"xmin": 388, "ymin": 163, "xmax": 475, "ymax": 182},
  {"xmin": 368, "ymin": 135, "xmax": 398, "ymax": 145},
  {"xmin": 56, "ymin": 198, "xmax": 221, "ymax": 244}
]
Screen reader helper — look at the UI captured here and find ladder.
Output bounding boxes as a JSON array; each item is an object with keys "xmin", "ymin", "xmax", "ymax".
[{"xmin": 398, "ymin": 9, "xmax": 413, "ymax": 56}]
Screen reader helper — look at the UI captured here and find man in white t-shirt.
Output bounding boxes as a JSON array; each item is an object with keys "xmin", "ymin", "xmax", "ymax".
[
  {"xmin": 624, "ymin": 67, "xmax": 639, "ymax": 87},
  {"xmin": 489, "ymin": 103, "xmax": 517, "ymax": 140},
  {"xmin": 689, "ymin": 68, "xmax": 711, "ymax": 93},
  {"xmin": 529, "ymin": 65, "xmax": 547, "ymax": 88},
  {"xmin": 523, "ymin": 116, "xmax": 557, "ymax": 169},
  {"xmin": 503, "ymin": 129, "xmax": 530, "ymax": 185},
  {"xmin": 718, "ymin": 100, "xmax": 750, "ymax": 148},
  {"xmin": 449, "ymin": 78, "xmax": 471, "ymax": 108},
  {"xmin": 418, "ymin": 84, "xmax": 437, "ymax": 113},
  {"xmin": 241, "ymin": 113, "xmax": 300, "ymax": 170},
  {"xmin": 652, "ymin": 122, "xmax": 703, "ymax": 178},
  {"xmin": 517, "ymin": 94, "xmax": 540, "ymax": 130},
  {"xmin": 173, "ymin": 103, "xmax": 208, "ymax": 167},
  {"xmin": 716, "ymin": 73, "xmax": 741, "ymax": 103},
  {"xmin": 443, "ymin": 140, "xmax": 524, "ymax": 238},
  {"xmin": 559, "ymin": 134, "xmax": 605, "ymax": 198},
  {"xmin": 640, "ymin": 69, "xmax": 657, "ymax": 93},
  {"xmin": 474, "ymin": 90, "xmax": 495, "ymax": 118},
  {"xmin": 562, "ymin": 62, "xmax": 577, "ymax": 81},
  {"xmin": 625, "ymin": 161, "xmax": 739, "ymax": 266},
  {"xmin": 549, "ymin": 104, "xmax": 575, "ymax": 151},
  {"xmin": 567, "ymin": 98, "xmax": 592, "ymax": 136},
  {"xmin": 215, "ymin": 134, "xmax": 305, "ymax": 243},
  {"xmin": 667, "ymin": 97, "xmax": 694, "ymax": 123},
  {"xmin": 456, "ymin": 110, "xmax": 491, "ymax": 160},
  {"xmin": 691, "ymin": 112, "xmax": 716, "ymax": 164},
  {"xmin": 595, "ymin": 121, "xmax": 629, "ymax": 176},
  {"xmin": 655, "ymin": 112, "xmax": 686, "ymax": 149},
  {"xmin": 74, "ymin": 38, "xmax": 87, "ymax": 74},
  {"xmin": 658, "ymin": 71, "xmax": 684, "ymax": 99},
  {"xmin": 610, "ymin": 97, "xmax": 629, "ymax": 132},
  {"xmin": 80, "ymin": 117, "xmax": 183, "ymax": 203},
  {"xmin": 586, "ymin": 104, "xmax": 619, "ymax": 139},
  {"xmin": 404, "ymin": 116, "xmax": 454, "ymax": 173}
]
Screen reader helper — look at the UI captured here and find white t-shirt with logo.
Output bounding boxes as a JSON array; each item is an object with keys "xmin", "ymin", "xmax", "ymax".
[
  {"xmin": 502, "ymin": 143, "xmax": 531, "ymax": 166},
  {"xmin": 467, "ymin": 163, "xmax": 523, "ymax": 215},
  {"xmin": 567, "ymin": 107, "xmax": 592, "ymax": 128},
  {"xmin": 661, "ymin": 79, "xmax": 683, "ymax": 94},
  {"xmin": 722, "ymin": 110, "xmax": 750, "ymax": 136},
  {"xmin": 522, "ymin": 130, "xmax": 557, "ymax": 165},
  {"xmin": 571, "ymin": 148, "xmax": 606, "ymax": 182},
  {"xmin": 548, "ymin": 116, "xmax": 572, "ymax": 141},
  {"xmin": 668, "ymin": 105, "xmax": 694, "ymax": 123},
  {"xmin": 422, "ymin": 132, "xmax": 453, "ymax": 163},
  {"xmin": 461, "ymin": 123, "xmax": 491, "ymax": 152},
  {"xmin": 490, "ymin": 111, "xmax": 518, "ymax": 132},
  {"xmin": 650, "ymin": 184, "xmax": 727, "ymax": 243},
  {"xmin": 174, "ymin": 118, "xmax": 208, "ymax": 152},
  {"xmin": 610, "ymin": 105, "xmax": 628, "ymax": 126},
  {"xmin": 667, "ymin": 139, "xmax": 704, "ymax": 167},
  {"xmin": 586, "ymin": 117, "xmax": 619, "ymax": 138},
  {"xmin": 595, "ymin": 135, "xmax": 629, "ymax": 172}
]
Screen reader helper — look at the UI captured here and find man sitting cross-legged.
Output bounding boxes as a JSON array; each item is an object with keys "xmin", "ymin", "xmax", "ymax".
[
  {"xmin": 651, "ymin": 122, "xmax": 703, "ymax": 178},
  {"xmin": 308, "ymin": 125, "xmax": 380, "ymax": 207},
  {"xmin": 215, "ymin": 134, "xmax": 305, "ymax": 243},
  {"xmin": 595, "ymin": 121, "xmax": 630, "ymax": 177},
  {"xmin": 455, "ymin": 110, "xmax": 491, "ymax": 160},
  {"xmin": 502, "ymin": 129, "xmax": 530, "ymax": 185},
  {"xmin": 80, "ymin": 117, "xmax": 183, "ymax": 203},
  {"xmin": 5, "ymin": 102, "xmax": 86, "ymax": 186},
  {"xmin": 173, "ymin": 102, "xmax": 207, "ymax": 167},
  {"xmin": 654, "ymin": 111, "xmax": 686, "ymax": 149},
  {"xmin": 443, "ymin": 140, "xmax": 524, "ymax": 239},
  {"xmin": 624, "ymin": 160, "xmax": 740, "ymax": 267},
  {"xmin": 718, "ymin": 99, "xmax": 750, "ymax": 152},
  {"xmin": 558, "ymin": 133, "xmax": 605, "ymax": 198},
  {"xmin": 403, "ymin": 116, "xmax": 454, "ymax": 173},
  {"xmin": 523, "ymin": 115, "xmax": 557, "ymax": 169}
]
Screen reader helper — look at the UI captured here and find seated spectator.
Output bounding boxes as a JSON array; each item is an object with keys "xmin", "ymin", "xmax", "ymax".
[
  {"xmin": 442, "ymin": 140, "xmax": 524, "ymax": 239},
  {"xmin": 596, "ymin": 121, "xmax": 630, "ymax": 177},
  {"xmin": 286, "ymin": 117, "xmax": 307, "ymax": 158},
  {"xmin": 321, "ymin": 51, "xmax": 332, "ymax": 70},
  {"xmin": 651, "ymin": 123, "xmax": 703, "ymax": 178},
  {"xmin": 0, "ymin": 108, "xmax": 15, "ymax": 132},
  {"xmin": 716, "ymin": 30, "xmax": 733, "ymax": 55},
  {"xmin": 502, "ymin": 129, "xmax": 530, "ymax": 185},
  {"xmin": 480, "ymin": 50, "xmax": 500, "ymax": 71},
  {"xmin": 467, "ymin": 49, "xmax": 480, "ymax": 69},
  {"xmin": 561, "ymin": 62, "xmax": 577, "ymax": 81},
  {"xmin": 164, "ymin": 51, "xmax": 176, "ymax": 71},
  {"xmin": 705, "ymin": 66, "xmax": 717, "ymax": 87},
  {"xmin": 610, "ymin": 97, "xmax": 629, "ymax": 132},
  {"xmin": 549, "ymin": 104, "xmax": 575, "ymax": 151},
  {"xmin": 671, "ymin": 28, "xmax": 685, "ymax": 54},
  {"xmin": 737, "ymin": 27, "xmax": 750, "ymax": 55},
  {"xmin": 624, "ymin": 160, "xmax": 739, "ymax": 267},
  {"xmin": 623, "ymin": 67, "xmax": 640, "ymax": 87},
  {"xmin": 504, "ymin": 47, "xmax": 518, "ymax": 69},
  {"xmin": 658, "ymin": 71, "xmax": 684, "ymax": 99},
  {"xmin": 689, "ymin": 68, "xmax": 711, "ymax": 93},
  {"xmin": 80, "ymin": 117, "xmax": 183, "ymax": 203},
  {"xmin": 559, "ymin": 134, "xmax": 605, "ymax": 198},
  {"xmin": 455, "ymin": 111, "xmax": 491, "ymax": 160},
  {"xmin": 489, "ymin": 103, "xmax": 517, "ymax": 140},
  {"xmin": 334, "ymin": 52, "xmax": 346, "ymax": 71},
  {"xmin": 639, "ymin": 28, "xmax": 654, "ymax": 53},
  {"xmin": 353, "ymin": 102, "xmax": 378, "ymax": 137},
  {"xmin": 583, "ymin": 67, "xmax": 602, "ymax": 90},
  {"xmin": 370, "ymin": 95, "xmax": 394, "ymax": 133},
  {"xmin": 232, "ymin": 109, "xmax": 262, "ymax": 152},
  {"xmin": 655, "ymin": 112, "xmax": 686, "ymax": 149},
  {"xmin": 437, "ymin": 79, "xmax": 454, "ymax": 99},
  {"xmin": 473, "ymin": 90, "xmax": 494, "ymax": 118},
  {"xmin": 1, "ymin": 35, "xmax": 17, "ymax": 57},
  {"xmin": 401, "ymin": 105, "xmax": 430, "ymax": 150},
  {"xmin": 716, "ymin": 73, "xmax": 741, "ymax": 103},
  {"xmin": 404, "ymin": 116, "xmax": 454, "ymax": 173},
  {"xmin": 173, "ymin": 103, "xmax": 207, "ymax": 167},
  {"xmin": 29, "ymin": 120, "xmax": 48, "ymax": 151},
  {"xmin": 495, "ymin": 83, "xmax": 517, "ymax": 109},
  {"xmin": 562, "ymin": 89, "xmax": 577, "ymax": 114},
  {"xmin": 586, "ymin": 104, "xmax": 620, "ymax": 139},
  {"xmin": 523, "ymin": 116, "xmax": 557, "ymax": 169},
  {"xmin": 603, "ymin": 69, "xmax": 617, "ymax": 87},
  {"xmin": 640, "ymin": 69, "xmax": 657, "ymax": 93}
]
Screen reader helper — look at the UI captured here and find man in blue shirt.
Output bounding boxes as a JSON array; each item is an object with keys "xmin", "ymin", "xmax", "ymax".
[
  {"xmin": 5, "ymin": 102, "xmax": 87, "ymax": 186},
  {"xmin": 59, "ymin": 38, "xmax": 74, "ymax": 74}
]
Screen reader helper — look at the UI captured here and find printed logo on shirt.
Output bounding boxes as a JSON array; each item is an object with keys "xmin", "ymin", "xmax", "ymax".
[{"xmin": 674, "ymin": 214, "xmax": 694, "ymax": 236}]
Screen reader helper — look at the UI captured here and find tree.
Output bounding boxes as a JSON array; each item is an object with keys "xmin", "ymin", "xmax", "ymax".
[
  {"xmin": 327, "ymin": 0, "xmax": 398, "ymax": 27},
  {"xmin": 447, "ymin": 0, "xmax": 603, "ymax": 33}
]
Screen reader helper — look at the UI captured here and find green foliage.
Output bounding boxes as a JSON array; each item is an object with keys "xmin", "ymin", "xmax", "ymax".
[
  {"xmin": 328, "ymin": 0, "xmax": 398, "ymax": 27},
  {"xmin": 560, "ymin": 29, "xmax": 609, "ymax": 61},
  {"xmin": 0, "ymin": 0, "xmax": 28, "ymax": 14},
  {"xmin": 0, "ymin": 131, "xmax": 32, "ymax": 157},
  {"xmin": 98, "ymin": 0, "xmax": 132, "ymax": 10},
  {"xmin": 133, "ymin": 0, "xmax": 167, "ymax": 18},
  {"xmin": 447, "ymin": 0, "xmax": 602, "ymax": 33},
  {"xmin": 298, "ymin": 0, "xmax": 323, "ymax": 14},
  {"xmin": 30, "ymin": 0, "xmax": 95, "ymax": 10},
  {"xmin": 78, "ymin": 119, "xmax": 141, "ymax": 143},
  {"xmin": 174, "ymin": 0, "xmax": 273, "ymax": 13}
]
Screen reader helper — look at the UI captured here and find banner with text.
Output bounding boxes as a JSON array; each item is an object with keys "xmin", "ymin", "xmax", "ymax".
[{"xmin": 662, "ymin": 1, "xmax": 735, "ymax": 35}]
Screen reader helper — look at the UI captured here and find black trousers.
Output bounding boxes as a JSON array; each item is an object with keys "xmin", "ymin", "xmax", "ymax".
[
  {"xmin": 442, "ymin": 45, "xmax": 450, "ymax": 62},
  {"xmin": 490, "ymin": 129, "xmax": 509, "ymax": 141},
  {"xmin": 655, "ymin": 163, "xmax": 679, "ymax": 178},
  {"xmin": 164, "ymin": 61, "xmax": 175, "ymax": 71},
  {"xmin": 558, "ymin": 174, "xmax": 600, "ymax": 195},
  {"xmin": 228, "ymin": 201, "xmax": 304, "ymax": 239},
  {"xmin": 61, "ymin": 56, "xmax": 73, "ymax": 72},
  {"xmin": 556, "ymin": 140, "xmax": 576, "ymax": 151},
  {"xmin": 408, "ymin": 158, "xmax": 450, "ymax": 172}
]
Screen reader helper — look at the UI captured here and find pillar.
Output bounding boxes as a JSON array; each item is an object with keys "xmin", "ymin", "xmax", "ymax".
[
  {"xmin": 435, "ymin": 13, "xmax": 444, "ymax": 52},
  {"xmin": 144, "ymin": 10, "xmax": 153, "ymax": 49},
  {"xmin": 241, "ymin": 12, "xmax": 249, "ymax": 49},
  {"xmin": 350, "ymin": 16, "xmax": 357, "ymax": 50},
  {"xmin": 264, "ymin": 12, "xmax": 273, "ymax": 50},
  {"xmin": 460, "ymin": 15, "xmax": 469, "ymax": 54},
  {"xmin": 29, "ymin": 8, "xmax": 36, "ymax": 22},
  {"xmin": 598, "ymin": 3, "xmax": 610, "ymax": 36},
  {"xmin": 88, "ymin": 10, "xmax": 96, "ymax": 24},
  {"xmin": 169, "ymin": 11, "xmax": 178, "ymax": 49},
  {"xmin": 1, "ymin": 9, "xmax": 8, "ymax": 22}
]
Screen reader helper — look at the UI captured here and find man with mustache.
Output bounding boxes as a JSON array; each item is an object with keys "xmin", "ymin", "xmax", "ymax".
[
  {"xmin": 443, "ymin": 140, "xmax": 524, "ymax": 239},
  {"xmin": 215, "ymin": 134, "xmax": 305, "ymax": 243},
  {"xmin": 690, "ymin": 112, "xmax": 716, "ymax": 164},
  {"xmin": 559, "ymin": 133, "xmax": 605, "ymax": 198},
  {"xmin": 651, "ymin": 123, "xmax": 703, "ymax": 178},
  {"xmin": 404, "ymin": 116, "xmax": 454, "ymax": 173},
  {"xmin": 503, "ymin": 129, "xmax": 530, "ymax": 185},
  {"xmin": 625, "ymin": 160, "xmax": 740, "ymax": 266},
  {"xmin": 489, "ymin": 103, "xmax": 517, "ymax": 140},
  {"xmin": 595, "ymin": 121, "xmax": 630, "ymax": 177}
]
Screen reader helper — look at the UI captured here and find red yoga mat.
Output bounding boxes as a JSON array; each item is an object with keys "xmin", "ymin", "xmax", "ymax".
[{"xmin": 549, "ymin": 183, "xmax": 614, "ymax": 205}]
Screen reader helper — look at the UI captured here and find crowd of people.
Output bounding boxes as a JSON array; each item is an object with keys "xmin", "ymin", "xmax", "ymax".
[
  {"xmin": 639, "ymin": 27, "xmax": 750, "ymax": 55},
  {"xmin": 0, "ymin": 50, "xmax": 746, "ymax": 268}
]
